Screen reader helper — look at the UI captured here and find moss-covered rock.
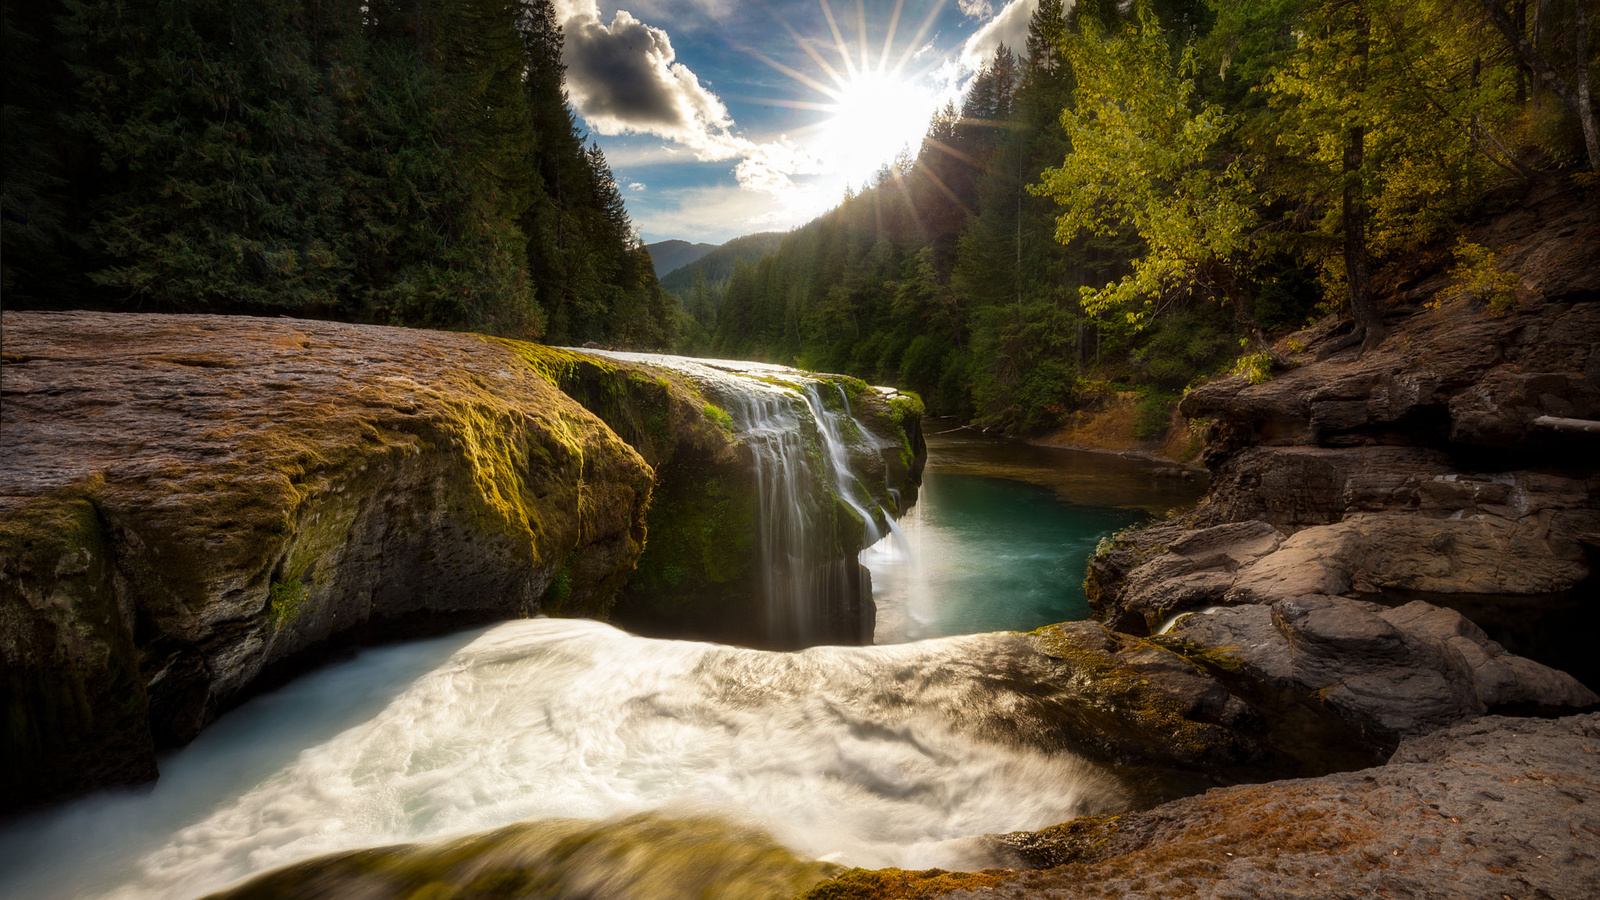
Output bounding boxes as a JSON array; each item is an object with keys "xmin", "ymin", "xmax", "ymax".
[
  {"xmin": 204, "ymin": 812, "xmax": 839, "ymax": 900},
  {"xmin": 1, "ymin": 312, "xmax": 653, "ymax": 810}
]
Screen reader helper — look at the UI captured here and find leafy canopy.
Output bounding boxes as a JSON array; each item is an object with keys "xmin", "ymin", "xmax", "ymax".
[{"xmin": 1032, "ymin": 5, "xmax": 1260, "ymax": 326}]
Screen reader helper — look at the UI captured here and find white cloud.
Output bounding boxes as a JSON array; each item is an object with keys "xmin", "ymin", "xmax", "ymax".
[
  {"xmin": 554, "ymin": 1, "xmax": 833, "ymax": 223},
  {"xmin": 630, "ymin": 183, "xmax": 835, "ymax": 245},
  {"xmin": 959, "ymin": 0, "xmax": 995, "ymax": 18},
  {"xmin": 561, "ymin": 7, "xmax": 739, "ymax": 156},
  {"xmin": 960, "ymin": 0, "xmax": 1038, "ymax": 70},
  {"xmin": 627, "ymin": 182, "xmax": 648, "ymax": 191}
]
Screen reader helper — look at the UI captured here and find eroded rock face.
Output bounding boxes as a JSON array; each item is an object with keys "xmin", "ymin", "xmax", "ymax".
[
  {"xmin": 1090, "ymin": 192, "xmax": 1600, "ymax": 689},
  {"xmin": 2, "ymin": 312, "xmax": 655, "ymax": 810},
  {"xmin": 818, "ymin": 713, "xmax": 1600, "ymax": 900}
]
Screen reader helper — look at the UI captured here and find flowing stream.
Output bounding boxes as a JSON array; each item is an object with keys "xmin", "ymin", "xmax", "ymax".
[{"xmin": 0, "ymin": 620, "xmax": 1119, "ymax": 900}]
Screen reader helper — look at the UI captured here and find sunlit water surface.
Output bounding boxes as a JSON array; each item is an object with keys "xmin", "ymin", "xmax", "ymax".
[
  {"xmin": 0, "ymin": 619, "xmax": 1119, "ymax": 900},
  {"xmin": 867, "ymin": 429, "xmax": 1206, "ymax": 644}
]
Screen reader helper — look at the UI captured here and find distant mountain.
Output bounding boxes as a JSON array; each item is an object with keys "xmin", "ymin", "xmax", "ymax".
[
  {"xmin": 644, "ymin": 240, "xmax": 717, "ymax": 277},
  {"xmin": 659, "ymin": 232, "xmax": 787, "ymax": 295}
]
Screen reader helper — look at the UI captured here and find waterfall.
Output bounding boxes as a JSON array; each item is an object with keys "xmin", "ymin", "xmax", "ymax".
[{"xmin": 577, "ymin": 351, "xmax": 902, "ymax": 647}]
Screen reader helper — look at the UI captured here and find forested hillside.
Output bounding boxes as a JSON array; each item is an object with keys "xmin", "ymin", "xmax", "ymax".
[
  {"xmin": 703, "ymin": 0, "xmax": 1598, "ymax": 434},
  {"xmin": 2, "ymin": 0, "xmax": 677, "ymax": 347},
  {"xmin": 660, "ymin": 232, "xmax": 787, "ymax": 353},
  {"xmin": 644, "ymin": 240, "xmax": 717, "ymax": 278}
]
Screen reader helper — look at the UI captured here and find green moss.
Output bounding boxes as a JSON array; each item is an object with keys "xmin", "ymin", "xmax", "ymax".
[
  {"xmin": 1152, "ymin": 636, "xmax": 1247, "ymax": 674},
  {"xmin": 267, "ymin": 579, "xmax": 309, "ymax": 627},
  {"xmin": 540, "ymin": 558, "xmax": 575, "ymax": 614},
  {"xmin": 1028, "ymin": 623, "xmax": 1237, "ymax": 769},
  {"xmin": 799, "ymin": 867, "xmax": 1013, "ymax": 899},
  {"xmin": 886, "ymin": 391, "xmax": 925, "ymax": 422},
  {"xmin": 212, "ymin": 813, "xmax": 836, "ymax": 900},
  {"xmin": 703, "ymin": 403, "xmax": 735, "ymax": 434}
]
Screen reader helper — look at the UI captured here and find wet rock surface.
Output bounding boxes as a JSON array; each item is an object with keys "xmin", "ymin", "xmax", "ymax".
[{"xmin": 807, "ymin": 713, "xmax": 1600, "ymax": 899}]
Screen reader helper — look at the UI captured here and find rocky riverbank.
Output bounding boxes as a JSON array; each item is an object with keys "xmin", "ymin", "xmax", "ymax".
[
  {"xmin": 0, "ymin": 312, "xmax": 924, "ymax": 811},
  {"xmin": 808, "ymin": 712, "xmax": 1600, "ymax": 899},
  {"xmin": 1087, "ymin": 187, "xmax": 1600, "ymax": 690},
  {"xmin": 788, "ymin": 189, "xmax": 1600, "ymax": 897}
]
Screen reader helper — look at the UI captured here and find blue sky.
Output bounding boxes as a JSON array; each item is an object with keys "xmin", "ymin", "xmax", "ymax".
[{"xmin": 553, "ymin": 1, "xmax": 1043, "ymax": 244}]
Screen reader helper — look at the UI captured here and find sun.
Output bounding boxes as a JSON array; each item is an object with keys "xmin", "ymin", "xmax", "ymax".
[
  {"xmin": 819, "ymin": 70, "xmax": 945, "ymax": 184},
  {"xmin": 745, "ymin": 0, "xmax": 954, "ymax": 189}
]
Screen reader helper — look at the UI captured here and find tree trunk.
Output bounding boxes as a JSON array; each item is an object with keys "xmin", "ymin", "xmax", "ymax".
[
  {"xmin": 1343, "ymin": 3, "xmax": 1383, "ymax": 356},
  {"xmin": 1477, "ymin": 0, "xmax": 1600, "ymax": 171},
  {"xmin": 1343, "ymin": 123, "xmax": 1384, "ymax": 355}
]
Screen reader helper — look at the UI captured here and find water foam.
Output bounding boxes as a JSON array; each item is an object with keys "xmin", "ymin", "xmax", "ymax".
[{"xmin": 0, "ymin": 619, "xmax": 1120, "ymax": 900}]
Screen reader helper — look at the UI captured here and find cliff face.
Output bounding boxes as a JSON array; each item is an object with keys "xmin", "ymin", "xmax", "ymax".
[
  {"xmin": 0, "ymin": 313, "xmax": 926, "ymax": 811},
  {"xmin": 1087, "ymin": 188, "xmax": 1600, "ymax": 688}
]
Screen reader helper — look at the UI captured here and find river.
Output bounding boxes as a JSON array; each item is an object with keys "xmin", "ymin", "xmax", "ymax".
[
  {"xmin": 868, "ymin": 427, "xmax": 1205, "ymax": 643},
  {"xmin": 0, "ymin": 427, "xmax": 1202, "ymax": 900}
]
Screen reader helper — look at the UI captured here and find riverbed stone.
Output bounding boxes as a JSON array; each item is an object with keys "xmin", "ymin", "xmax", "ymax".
[{"xmin": 1166, "ymin": 596, "xmax": 1596, "ymax": 754}]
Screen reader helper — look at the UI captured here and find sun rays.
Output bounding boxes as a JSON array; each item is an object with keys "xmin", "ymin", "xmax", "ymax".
[{"xmin": 742, "ymin": 0, "xmax": 957, "ymax": 186}]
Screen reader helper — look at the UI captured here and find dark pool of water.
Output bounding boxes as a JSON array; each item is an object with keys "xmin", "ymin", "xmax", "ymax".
[{"xmin": 867, "ymin": 428, "xmax": 1207, "ymax": 644}]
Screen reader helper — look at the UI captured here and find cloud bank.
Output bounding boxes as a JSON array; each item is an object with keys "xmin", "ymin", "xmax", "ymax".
[{"xmin": 960, "ymin": 0, "xmax": 1038, "ymax": 70}]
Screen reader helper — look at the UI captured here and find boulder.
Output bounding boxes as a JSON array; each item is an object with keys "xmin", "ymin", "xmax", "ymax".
[{"xmin": 1168, "ymin": 597, "xmax": 1596, "ymax": 757}]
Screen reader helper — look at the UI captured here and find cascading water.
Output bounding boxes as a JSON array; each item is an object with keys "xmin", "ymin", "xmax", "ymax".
[
  {"xmin": 0, "ymin": 619, "xmax": 1123, "ymax": 900},
  {"xmin": 579, "ymin": 351, "xmax": 906, "ymax": 647}
]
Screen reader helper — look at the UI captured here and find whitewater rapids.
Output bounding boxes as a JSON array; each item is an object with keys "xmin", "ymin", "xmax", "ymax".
[{"xmin": 0, "ymin": 618, "xmax": 1121, "ymax": 900}]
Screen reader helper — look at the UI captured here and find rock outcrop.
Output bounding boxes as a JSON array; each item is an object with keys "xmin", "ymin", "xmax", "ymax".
[
  {"xmin": 1087, "ymin": 187, "xmax": 1600, "ymax": 689},
  {"xmin": 0, "ymin": 312, "xmax": 926, "ymax": 811},
  {"xmin": 1, "ymin": 312, "xmax": 655, "ymax": 810},
  {"xmin": 1018, "ymin": 596, "xmax": 1593, "ymax": 793},
  {"xmin": 807, "ymin": 713, "xmax": 1600, "ymax": 899}
]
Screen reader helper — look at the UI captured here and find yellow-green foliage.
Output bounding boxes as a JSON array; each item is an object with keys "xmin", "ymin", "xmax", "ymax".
[
  {"xmin": 1033, "ymin": 8, "xmax": 1259, "ymax": 327},
  {"xmin": 1230, "ymin": 349, "xmax": 1274, "ymax": 385},
  {"xmin": 1429, "ymin": 240, "xmax": 1530, "ymax": 316}
]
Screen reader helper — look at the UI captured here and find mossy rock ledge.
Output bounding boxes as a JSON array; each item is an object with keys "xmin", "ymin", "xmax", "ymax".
[
  {"xmin": 0, "ymin": 312, "xmax": 927, "ymax": 811},
  {"xmin": 1, "ymin": 312, "xmax": 661, "ymax": 811}
]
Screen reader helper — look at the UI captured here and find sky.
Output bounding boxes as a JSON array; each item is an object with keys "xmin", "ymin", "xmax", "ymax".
[{"xmin": 552, "ymin": 0, "xmax": 1042, "ymax": 245}]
